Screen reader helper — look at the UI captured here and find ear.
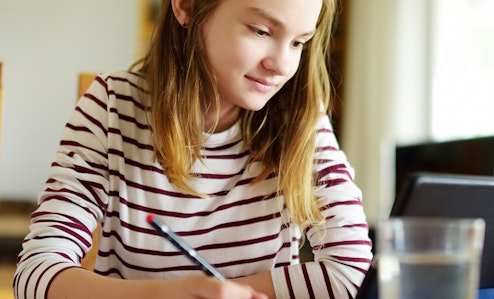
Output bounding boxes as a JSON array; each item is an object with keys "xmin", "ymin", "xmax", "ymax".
[{"xmin": 170, "ymin": 0, "xmax": 193, "ymax": 26}]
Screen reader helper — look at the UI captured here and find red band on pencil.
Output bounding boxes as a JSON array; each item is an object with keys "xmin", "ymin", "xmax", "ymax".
[{"xmin": 146, "ymin": 213, "xmax": 155, "ymax": 223}]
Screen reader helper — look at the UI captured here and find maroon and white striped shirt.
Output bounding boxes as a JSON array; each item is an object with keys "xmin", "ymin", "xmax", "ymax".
[{"xmin": 14, "ymin": 71, "xmax": 372, "ymax": 299}]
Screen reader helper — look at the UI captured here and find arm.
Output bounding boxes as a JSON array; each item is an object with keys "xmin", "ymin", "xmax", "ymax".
[
  {"xmin": 275, "ymin": 115, "xmax": 372, "ymax": 298},
  {"xmin": 238, "ymin": 116, "xmax": 373, "ymax": 299},
  {"xmin": 47, "ymin": 268, "xmax": 266, "ymax": 299},
  {"xmin": 233, "ymin": 271, "xmax": 276, "ymax": 299},
  {"xmin": 13, "ymin": 73, "xmax": 267, "ymax": 299},
  {"xmin": 235, "ymin": 193, "xmax": 371, "ymax": 299},
  {"xmin": 14, "ymin": 75, "xmax": 111, "ymax": 299}
]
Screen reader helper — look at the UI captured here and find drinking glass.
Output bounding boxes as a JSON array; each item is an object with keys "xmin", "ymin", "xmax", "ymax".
[{"xmin": 377, "ymin": 217, "xmax": 485, "ymax": 299}]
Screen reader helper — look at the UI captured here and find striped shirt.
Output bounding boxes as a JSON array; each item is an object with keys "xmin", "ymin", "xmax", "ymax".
[{"xmin": 14, "ymin": 71, "xmax": 373, "ymax": 299}]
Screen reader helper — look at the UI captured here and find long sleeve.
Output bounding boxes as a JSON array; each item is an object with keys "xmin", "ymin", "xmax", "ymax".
[
  {"xmin": 14, "ymin": 71, "xmax": 372, "ymax": 299},
  {"xmin": 271, "ymin": 116, "xmax": 373, "ymax": 299},
  {"xmin": 13, "ymin": 74, "xmax": 115, "ymax": 299}
]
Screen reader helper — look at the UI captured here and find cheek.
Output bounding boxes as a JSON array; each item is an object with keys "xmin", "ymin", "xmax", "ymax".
[
  {"xmin": 206, "ymin": 35, "xmax": 248, "ymax": 68},
  {"xmin": 287, "ymin": 55, "xmax": 303, "ymax": 79},
  {"xmin": 220, "ymin": 42, "xmax": 257, "ymax": 72}
]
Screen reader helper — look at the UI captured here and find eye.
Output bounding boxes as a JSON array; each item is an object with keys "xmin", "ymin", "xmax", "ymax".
[
  {"xmin": 249, "ymin": 25, "xmax": 270, "ymax": 37},
  {"xmin": 292, "ymin": 40, "xmax": 309, "ymax": 50},
  {"xmin": 292, "ymin": 40, "xmax": 305, "ymax": 49}
]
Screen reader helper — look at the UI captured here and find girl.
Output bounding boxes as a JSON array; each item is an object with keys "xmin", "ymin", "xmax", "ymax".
[{"xmin": 14, "ymin": 0, "xmax": 373, "ymax": 298}]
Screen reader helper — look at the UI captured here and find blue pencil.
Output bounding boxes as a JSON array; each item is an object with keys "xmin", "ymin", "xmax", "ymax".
[{"xmin": 146, "ymin": 213, "xmax": 226, "ymax": 281}]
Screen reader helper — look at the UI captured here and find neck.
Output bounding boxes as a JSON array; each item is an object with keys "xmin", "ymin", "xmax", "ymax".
[{"xmin": 204, "ymin": 101, "xmax": 241, "ymax": 133}]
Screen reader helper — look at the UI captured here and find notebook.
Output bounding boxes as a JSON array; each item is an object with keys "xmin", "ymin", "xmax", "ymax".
[{"xmin": 356, "ymin": 172, "xmax": 494, "ymax": 299}]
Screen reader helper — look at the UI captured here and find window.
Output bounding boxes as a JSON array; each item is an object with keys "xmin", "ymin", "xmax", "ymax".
[{"xmin": 431, "ymin": 0, "xmax": 494, "ymax": 140}]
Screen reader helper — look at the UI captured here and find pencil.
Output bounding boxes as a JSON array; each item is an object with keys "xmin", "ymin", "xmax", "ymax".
[{"xmin": 146, "ymin": 213, "xmax": 226, "ymax": 281}]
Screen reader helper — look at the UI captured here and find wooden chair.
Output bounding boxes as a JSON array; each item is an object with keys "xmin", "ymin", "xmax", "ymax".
[
  {"xmin": 77, "ymin": 72, "xmax": 97, "ymax": 99},
  {"xmin": 77, "ymin": 72, "xmax": 101, "ymax": 271}
]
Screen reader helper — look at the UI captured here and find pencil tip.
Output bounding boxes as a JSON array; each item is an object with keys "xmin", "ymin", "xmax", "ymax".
[{"xmin": 146, "ymin": 213, "xmax": 155, "ymax": 223}]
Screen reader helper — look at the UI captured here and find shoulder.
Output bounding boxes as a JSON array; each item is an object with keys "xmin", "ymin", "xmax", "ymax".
[
  {"xmin": 315, "ymin": 113, "xmax": 333, "ymax": 132},
  {"xmin": 314, "ymin": 113, "xmax": 341, "ymax": 149},
  {"xmin": 78, "ymin": 70, "xmax": 148, "ymax": 112},
  {"xmin": 88, "ymin": 70, "xmax": 148, "ymax": 106},
  {"xmin": 96, "ymin": 70, "xmax": 146, "ymax": 93}
]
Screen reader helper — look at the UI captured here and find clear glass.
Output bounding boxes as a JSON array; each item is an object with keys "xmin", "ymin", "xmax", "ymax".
[{"xmin": 377, "ymin": 217, "xmax": 485, "ymax": 299}]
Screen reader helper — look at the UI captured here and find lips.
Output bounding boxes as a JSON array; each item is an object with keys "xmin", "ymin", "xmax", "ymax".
[{"xmin": 245, "ymin": 75, "xmax": 277, "ymax": 93}]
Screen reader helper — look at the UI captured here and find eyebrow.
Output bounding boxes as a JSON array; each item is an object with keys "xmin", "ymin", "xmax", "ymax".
[{"xmin": 247, "ymin": 7, "xmax": 316, "ymax": 37}]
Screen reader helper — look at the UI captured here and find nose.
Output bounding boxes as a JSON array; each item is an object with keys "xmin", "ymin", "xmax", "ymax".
[{"xmin": 262, "ymin": 45, "xmax": 294, "ymax": 76}]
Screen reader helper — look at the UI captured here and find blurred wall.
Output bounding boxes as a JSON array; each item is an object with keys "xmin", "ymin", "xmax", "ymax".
[
  {"xmin": 0, "ymin": 0, "xmax": 139, "ymax": 201},
  {"xmin": 341, "ymin": 0, "xmax": 432, "ymax": 224}
]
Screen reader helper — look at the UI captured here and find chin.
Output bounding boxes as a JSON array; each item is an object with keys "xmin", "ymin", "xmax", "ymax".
[
  {"xmin": 243, "ymin": 95, "xmax": 274, "ymax": 111},
  {"xmin": 243, "ymin": 102, "xmax": 269, "ymax": 112}
]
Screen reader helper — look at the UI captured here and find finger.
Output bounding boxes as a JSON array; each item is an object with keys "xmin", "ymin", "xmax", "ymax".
[{"xmin": 183, "ymin": 276, "xmax": 261, "ymax": 299}]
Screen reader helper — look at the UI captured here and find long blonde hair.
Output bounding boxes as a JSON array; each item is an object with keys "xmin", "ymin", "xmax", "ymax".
[{"xmin": 136, "ymin": 0, "xmax": 337, "ymax": 228}]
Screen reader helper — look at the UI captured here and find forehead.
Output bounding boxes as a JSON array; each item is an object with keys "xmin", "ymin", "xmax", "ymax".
[{"xmin": 215, "ymin": 0, "xmax": 323, "ymax": 32}]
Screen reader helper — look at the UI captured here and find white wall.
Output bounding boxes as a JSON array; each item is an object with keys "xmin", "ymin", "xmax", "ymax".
[
  {"xmin": 0, "ymin": 0, "xmax": 140, "ymax": 202},
  {"xmin": 341, "ymin": 1, "xmax": 433, "ymax": 225}
]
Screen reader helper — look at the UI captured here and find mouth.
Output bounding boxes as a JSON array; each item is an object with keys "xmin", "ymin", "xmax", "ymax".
[{"xmin": 245, "ymin": 75, "xmax": 277, "ymax": 93}]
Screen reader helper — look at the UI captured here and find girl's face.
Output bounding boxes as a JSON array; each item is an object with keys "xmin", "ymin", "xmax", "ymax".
[{"xmin": 202, "ymin": 0, "xmax": 323, "ymax": 112}]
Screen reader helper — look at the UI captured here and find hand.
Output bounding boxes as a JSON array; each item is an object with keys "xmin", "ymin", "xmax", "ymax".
[
  {"xmin": 174, "ymin": 275, "xmax": 268, "ymax": 299},
  {"xmin": 45, "ymin": 267, "xmax": 269, "ymax": 299}
]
